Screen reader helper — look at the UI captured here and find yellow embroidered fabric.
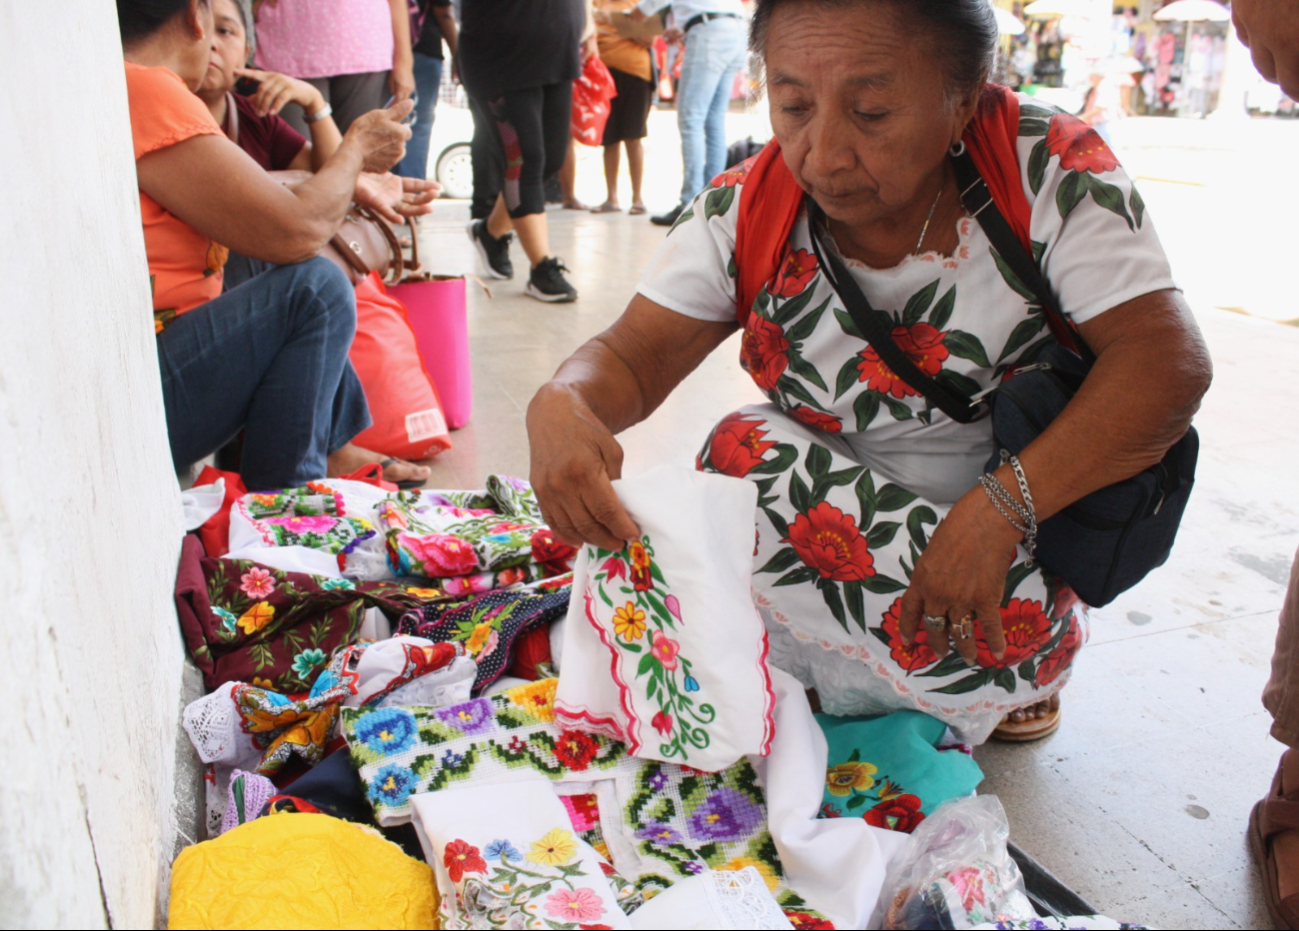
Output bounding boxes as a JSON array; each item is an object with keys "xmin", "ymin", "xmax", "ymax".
[{"xmin": 167, "ymin": 813, "xmax": 439, "ymax": 929}]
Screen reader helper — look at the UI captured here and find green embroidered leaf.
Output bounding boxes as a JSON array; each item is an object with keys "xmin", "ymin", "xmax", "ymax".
[
  {"xmin": 1020, "ymin": 102, "xmax": 1057, "ymax": 123},
  {"xmin": 755, "ymin": 476, "xmax": 778, "ymax": 497},
  {"xmin": 1130, "ymin": 185, "xmax": 1146, "ymax": 230},
  {"xmin": 834, "ymin": 307, "xmax": 865, "ymax": 339},
  {"xmin": 866, "ymin": 521, "xmax": 902, "ymax": 549},
  {"xmin": 785, "ymin": 350, "xmax": 829, "ymax": 393},
  {"xmin": 727, "ymin": 253, "xmax": 738, "ymax": 279},
  {"xmin": 834, "ymin": 356, "xmax": 862, "ymax": 401},
  {"xmin": 943, "ymin": 329, "xmax": 992, "ymax": 369},
  {"xmin": 845, "ymin": 793, "xmax": 869, "ymax": 811},
  {"xmin": 862, "ymin": 574, "xmax": 908, "ymax": 595},
  {"xmin": 1056, "ymin": 171, "xmax": 1087, "ymax": 221},
  {"xmin": 929, "ymin": 671, "xmax": 994, "ymax": 695},
  {"xmin": 853, "ymin": 391, "xmax": 881, "ymax": 431},
  {"xmin": 929, "ymin": 285, "xmax": 957, "ymax": 331},
  {"xmin": 876, "ymin": 483, "xmax": 918, "ymax": 513},
  {"xmin": 805, "ymin": 443, "xmax": 832, "ymax": 479},
  {"xmin": 878, "ymin": 395, "xmax": 911, "ymax": 421},
  {"xmin": 991, "ymin": 247, "xmax": 1038, "ymax": 304},
  {"xmin": 812, "ymin": 466, "xmax": 865, "ymax": 507},
  {"xmin": 772, "ymin": 286, "xmax": 818, "ymax": 327},
  {"xmin": 638, "ymin": 653, "xmax": 658, "ymax": 677},
  {"xmin": 750, "ymin": 443, "xmax": 798, "ymax": 476},
  {"xmin": 845, "ymin": 580, "xmax": 866, "ymax": 629},
  {"xmin": 907, "ymin": 505, "xmax": 939, "ymax": 551},
  {"xmin": 994, "ymin": 668, "xmax": 1018, "ymax": 693},
  {"xmin": 855, "ymin": 470, "xmax": 878, "ymax": 528},
  {"xmin": 777, "ymin": 374, "xmax": 826, "ymax": 411},
  {"xmin": 1086, "ymin": 174, "xmax": 1134, "ymax": 230},
  {"xmin": 788, "ymin": 470, "xmax": 812, "ymax": 513},
  {"xmin": 916, "ymin": 650, "xmax": 973, "ymax": 679},
  {"xmin": 753, "ymin": 287, "xmax": 772, "ymax": 317},
  {"xmin": 934, "ymin": 369, "xmax": 983, "ymax": 400},
  {"xmin": 821, "ymin": 581, "xmax": 848, "ymax": 629},
  {"xmin": 1019, "ymin": 117, "xmax": 1052, "ymax": 137},
  {"xmin": 1003, "ymin": 560, "xmax": 1039, "ymax": 602},
  {"xmin": 869, "ymin": 625, "xmax": 891, "ymax": 647},
  {"xmin": 762, "ymin": 506, "xmax": 791, "ymax": 539},
  {"xmin": 758, "ymin": 548, "xmax": 801, "ymax": 575},
  {"xmin": 622, "ymin": 641, "xmax": 642, "ymax": 653},
  {"xmin": 1018, "ymin": 658, "xmax": 1038, "ymax": 684},
  {"xmin": 704, "ymin": 185, "xmax": 736, "ymax": 220},
  {"xmin": 901, "ymin": 280, "xmax": 939, "ymax": 327},
  {"xmin": 783, "ymin": 295, "xmax": 830, "ymax": 340},
  {"xmin": 1032, "ymin": 240, "xmax": 1047, "ymax": 264},
  {"xmin": 775, "ymin": 566, "xmax": 820, "ymax": 587},
  {"xmin": 848, "ymin": 747, "xmax": 861, "ymax": 762},
  {"xmin": 1026, "ymin": 141, "xmax": 1051, "ymax": 196},
  {"xmin": 996, "ymin": 316, "xmax": 1048, "ymax": 364}
]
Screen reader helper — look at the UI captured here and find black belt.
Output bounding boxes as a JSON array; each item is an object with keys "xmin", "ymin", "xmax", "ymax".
[{"xmin": 683, "ymin": 11, "xmax": 741, "ymax": 33}]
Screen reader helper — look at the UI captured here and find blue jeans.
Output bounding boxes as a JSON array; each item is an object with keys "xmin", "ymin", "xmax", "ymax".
[
  {"xmin": 676, "ymin": 18, "xmax": 747, "ymax": 205},
  {"xmin": 397, "ymin": 53, "xmax": 444, "ymax": 179},
  {"xmin": 157, "ymin": 257, "xmax": 371, "ymax": 491}
]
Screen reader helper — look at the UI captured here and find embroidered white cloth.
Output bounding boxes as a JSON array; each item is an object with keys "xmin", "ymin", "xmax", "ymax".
[
  {"xmin": 340, "ymin": 636, "xmax": 477, "ymax": 709},
  {"xmin": 629, "ymin": 867, "xmax": 793, "ymax": 930},
  {"xmin": 182, "ymin": 478, "xmax": 226, "ymax": 531},
  {"xmin": 410, "ymin": 782, "xmax": 633, "ymax": 930},
  {"xmin": 554, "ymin": 465, "xmax": 777, "ymax": 773}
]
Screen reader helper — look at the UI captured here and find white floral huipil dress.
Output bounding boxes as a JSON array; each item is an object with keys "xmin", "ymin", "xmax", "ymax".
[{"xmin": 636, "ymin": 99, "xmax": 1179, "ymax": 742}]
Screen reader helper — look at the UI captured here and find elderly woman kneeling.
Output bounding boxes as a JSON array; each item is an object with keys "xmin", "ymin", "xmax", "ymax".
[{"xmin": 527, "ymin": 0, "xmax": 1211, "ymax": 743}]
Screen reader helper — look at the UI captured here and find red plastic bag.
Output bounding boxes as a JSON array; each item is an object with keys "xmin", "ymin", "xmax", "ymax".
[
  {"xmin": 572, "ymin": 55, "xmax": 618, "ymax": 146},
  {"xmin": 194, "ymin": 464, "xmax": 246, "ymax": 557},
  {"xmin": 349, "ymin": 272, "xmax": 452, "ymax": 461}
]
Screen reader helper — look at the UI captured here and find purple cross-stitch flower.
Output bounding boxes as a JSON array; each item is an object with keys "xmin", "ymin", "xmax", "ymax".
[
  {"xmin": 683, "ymin": 861, "xmax": 704, "ymax": 875},
  {"xmin": 635, "ymin": 822, "xmax": 683, "ymax": 846},
  {"xmin": 686, "ymin": 788, "xmax": 764, "ymax": 843},
  {"xmin": 436, "ymin": 698, "xmax": 496, "ymax": 736},
  {"xmin": 647, "ymin": 769, "xmax": 669, "ymax": 793}
]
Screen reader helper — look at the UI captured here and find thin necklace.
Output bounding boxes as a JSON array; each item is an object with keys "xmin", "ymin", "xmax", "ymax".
[{"xmin": 913, "ymin": 182, "xmax": 945, "ymax": 255}]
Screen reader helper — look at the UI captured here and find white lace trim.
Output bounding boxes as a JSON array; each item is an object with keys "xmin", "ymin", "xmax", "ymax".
[
  {"xmin": 703, "ymin": 868, "xmax": 794, "ymax": 930},
  {"xmin": 182, "ymin": 686, "xmax": 259, "ymax": 768}
]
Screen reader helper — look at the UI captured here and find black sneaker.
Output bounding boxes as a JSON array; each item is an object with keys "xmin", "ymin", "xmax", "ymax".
[
  {"xmin": 525, "ymin": 257, "xmax": 578, "ymax": 303},
  {"xmin": 650, "ymin": 202, "xmax": 687, "ymax": 227},
  {"xmin": 468, "ymin": 219, "xmax": 514, "ymax": 280}
]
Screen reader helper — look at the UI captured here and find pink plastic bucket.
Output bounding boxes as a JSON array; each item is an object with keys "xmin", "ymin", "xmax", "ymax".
[{"xmin": 389, "ymin": 277, "xmax": 473, "ymax": 430}]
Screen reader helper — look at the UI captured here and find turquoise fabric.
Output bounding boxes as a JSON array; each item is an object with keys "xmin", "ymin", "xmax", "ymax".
[{"xmin": 816, "ymin": 710, "xmax": 984, "ymax": 831}]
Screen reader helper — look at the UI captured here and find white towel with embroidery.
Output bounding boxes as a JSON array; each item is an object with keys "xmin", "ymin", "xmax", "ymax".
[
  {"xmin": 629, "ymin": 867, "xmax": 794, "ymax": 930},
  {"xmin": 554, "ymin": 465, "xmax": 777, "ymax": 773},
  {"xmin": 410, "ymin": 782, "xmax": 632, "ymax": 930}
]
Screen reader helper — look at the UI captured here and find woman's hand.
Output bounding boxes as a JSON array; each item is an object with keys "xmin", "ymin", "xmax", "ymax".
[
  {"xmin": 581, "ymin": 34, "xmax": 600, "ymax": 64},
  {"xmin": 234, "ymin": 67, "xmax": 324, "ymax": 119},
  {"xmin": 527, "ymin": 383, "xmax": 641, "ymax": 551},
  {"xmin": 897, "ymin": 489, "xmax": 1019, "ymax": 666},
  {"xmin": 343, "ymin": 101, "xmax": 415, "ymax": 173},
  {"xmin": 354, "ymin": 172, "xmax": 440, "ymax": 222},
  {"xmin": 389, "ymin": 60, "xmax": 416, "ymax": 102},
  {"xmin": 1232, "ymin": 0, "xmax": 1299, "ymax": 98}
]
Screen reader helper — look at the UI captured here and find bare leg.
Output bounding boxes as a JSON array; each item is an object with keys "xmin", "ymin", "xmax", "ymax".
[
  {"xmin": 486, "ymin": 194, "xmax": 513, "ymax": 239},
  {"xmin": 594, "ymin": 144, "xmax": 622, "ymax": 212},
  {"xmin": 511, "ymin": 212, "xmax": 551, "ymax": 269},
  {"xmin": 561, "ymin": 140, "xmax": 587, "ymax": 210},
  {"xmin": 626, "ymin": 138, "xmax": 646, "ymax": 211}
]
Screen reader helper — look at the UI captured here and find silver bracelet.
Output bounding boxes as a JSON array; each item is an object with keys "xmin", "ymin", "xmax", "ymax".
[
  {"xmin": 303, "ymin": 103, "xmax": 333, "ymax": 124},
  {"xmin": 980, "ymin": 471, "xmax": 1038, "ymax": 566}
]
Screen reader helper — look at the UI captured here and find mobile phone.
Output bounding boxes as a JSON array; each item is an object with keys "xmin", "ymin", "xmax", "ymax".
[
  {"xmin": 234, "ymin": 75, "xmax": 261, "ymax": 96},
  {"xmin": 383, "ymin": 92, "xmax": 419, "ymax": 126}
]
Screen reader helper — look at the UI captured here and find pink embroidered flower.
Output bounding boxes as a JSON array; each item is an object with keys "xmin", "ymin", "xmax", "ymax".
[
  {"xmin": 650, "ymin": 631, "xmax": 681, "ymax": 671},
  {"xmin": 381, "ymin": 502, "xmax": 409, "ymax": 530},
  {"xmin": 602, "ymin": 557, "xmax": 627, "ymax": 582},
  {"xmin": 490, "ymin": 521, "xmax": 532, "ymax": 533},
  {"xmin": 496, "ymin": 566, "xmax": 528, "ymax": 587},
  {"xmin": 443, "ymin": 574, "xmax": 494, "ymax": 596},
  {"xmin": 239, "ymin": 567, "xmax": 275, "ymax": 600},
  {"xmin": 266, "ymin": 515, "xmax": 338, "ymax": 535},
  {"xmin": 652, "ymin": 710, "xmax": 674, "ymax": 736},
  {"xmin": 400, "ymin": 532, "xmax": 479, "ymax": 577},
  {"xmin": 560, "ymin": 793, "xmax": 601, "ymax": 832},
  {"xmin": 665, "ymin": 594, "xmax": 682, "ymax": 623},
  {"xmin": 545, "ymin": 887, "xmax": 606, "ymax": 923}
]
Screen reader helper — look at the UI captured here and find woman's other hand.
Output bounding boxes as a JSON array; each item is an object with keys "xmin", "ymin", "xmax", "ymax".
[
  {"xmin": 528, "ymin": 383, "xmax": 641, "ymax": 551},
  {"xmin": 389, "ymin": 60, "xmax": 416, "ymax": 102},
  {"xmin": 897, "ymin": 490, "xmax": 1019, "ymax": 666},
  {"xmin": 1232, "ymin": 0, "xmax": 1299, "ymax": 99},
  {"xmin": 234, "ymin": 67, "xmax": 324, "ymax": 119},
  {"xmin": 354, "ymin": 172, "xmax": 439, "ymax": 222},
  {"xmin": 343, "ymin": 101, "xmax": 415, "ymax": 173}
]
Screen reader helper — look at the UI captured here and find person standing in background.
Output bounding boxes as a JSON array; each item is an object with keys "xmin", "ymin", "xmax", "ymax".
[
  {"xmin": 592, "ymin": 0, "xmax": 656, "ymax": 216},
  {"xmin": 251, "ymin": 0, "xmax": 414, "ymax": 134},
  {"xmin": 631, "ymin": 0, "xmax": 747, "ymax": 227},
  {"xmin": 397, "ymin": 0, "xmax": 459, "ymax": 179}
]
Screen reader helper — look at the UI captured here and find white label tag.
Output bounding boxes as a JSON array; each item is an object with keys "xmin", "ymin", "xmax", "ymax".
[{"xmin": 405, "ymin": 408, "xmax": 447, "ymax": 443}]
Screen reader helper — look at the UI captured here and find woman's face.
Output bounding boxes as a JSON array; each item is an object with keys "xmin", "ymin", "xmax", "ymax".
[
  {"xmin": 177, "ymin": 0, "xmax": 216, "ymax": 90},
  {"xmin": 199, "ymin": 0, "xmax": 248, "ymax": 97},
  {"xmin": 765, "ymin": 1, "xmax": 973, "ymax": 229}
]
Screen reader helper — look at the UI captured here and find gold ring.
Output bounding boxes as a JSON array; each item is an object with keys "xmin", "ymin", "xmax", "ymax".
[{"xmin": 951, "ymin": 615, "xmax": 975, "ymax": 639}]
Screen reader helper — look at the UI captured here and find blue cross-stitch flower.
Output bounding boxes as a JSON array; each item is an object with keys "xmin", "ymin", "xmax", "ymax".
[
  {"xmin": 367, "ymin": 764, "xmax": 416, "ymax": 807},
  {"xmin": 353, "ymin": 708, "xmax": 418, "ymax": 755}
]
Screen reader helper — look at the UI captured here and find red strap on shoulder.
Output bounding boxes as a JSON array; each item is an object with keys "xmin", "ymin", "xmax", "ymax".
[
  {"xmin": 734, "ymin": 142, "xmax": 804, "ymax": 326},
  {"xmin": 963, "ymin": 85, "xmax": 1031, "ymax": 254}
]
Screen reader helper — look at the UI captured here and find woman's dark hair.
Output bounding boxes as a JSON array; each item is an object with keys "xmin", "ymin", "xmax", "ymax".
[
  {"xmin": 116, "ymin": 0, "xmax": 204, "ymax": 43},
  {"xmin": 749, "ymin": 0, "xmax": 998, "ymax": 100}
]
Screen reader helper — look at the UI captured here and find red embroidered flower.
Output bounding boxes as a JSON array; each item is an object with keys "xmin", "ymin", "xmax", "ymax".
[
  {"xmin": 707, "ymin": 412, "xmax": 778, "ymax": 477},
  {"xmin": 601, "ymin": 556, "xmax": 627, "ymax": 582},
  {"xmin": 863, "ymin": 794, "xmax": 926, "ymax": 832},
  {"xmin": 741, "ymin": 314, "xmax": 791, "ymax": 391},
  {"xmin": 771, "ymin": 248, "xmax": 820, "ymax": 298},
  {"xmin": 785, "ymin": 502, "xmax": 875, "ymax": 582},
  {"xmin": 531, "ymin": 528, "xmax": 576, "ymax": 574},
  {"xmin": 443, "ymin": 839, "xmax": 487, "ymax": 882},
  {"xmin": 652, "ymin": 710, "xmax": 674, "ymax": 736},
  {"xmin": 710, "ymin": 156, "xmax": 757, "ymax": 188},
  {"xmin": 976, "ymin": 598, "xmax": 1053, "ymax": 669},
  {"xmin": 785, "ymin": 911, "xmax": 837, "ymax": 930},
  {"xmin": 1045, "ymin": 113, "xmax": 1120, "ymax": 174},
  {"xmin": 554, "ymin": 729, "xmax": 601, "ymax": 770},
  {"xmin": 881, "ymin": 597, "xmax": 938, "ymax": 672},
  {"xmin": 856, "ymin": 322, "xmax": 949, "ymax": 399},
  {"xmin": 629, "ymin": 541, "xmax": 654, "ymax": 592},
  {"xmin": 1035, "ymin": 615, "xmax": 1083, "ymax": 687},
  {"xmin": 788, "ymin": 406, "xmax": 844, "ymax": 434}
]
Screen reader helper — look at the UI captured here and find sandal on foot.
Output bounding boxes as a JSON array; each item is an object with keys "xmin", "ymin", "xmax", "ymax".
[
  {"xmin": 591, "ymin": 203, "xmax": 623, "ymax": 214},
  {"xmin": 991, "ymin": 700, "xmax": 1062, "ymax": 743},
  {"xmin": 629, "ymin": 204, "xmax": 648, "ymax": 216},
  {"xmin": 380, "ymin": 457, "xmax": 427, "ymax": 491},
  {"xmin": 1250, "ymin": 754, "xmax": 1299, "ymax": 929}
]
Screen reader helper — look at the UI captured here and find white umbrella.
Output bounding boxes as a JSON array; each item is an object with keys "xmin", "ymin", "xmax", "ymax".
[
  {"xmin": 1153, "ymin": 0, "xmax": 1230, "ymax": 23},
  {"xmin": 1022, "ymin": 0, "xmax": 1095, "ymax": 18},
  {"xmin": 991, "ymin": 4, "xmax": 1027, "ymax": 36}
]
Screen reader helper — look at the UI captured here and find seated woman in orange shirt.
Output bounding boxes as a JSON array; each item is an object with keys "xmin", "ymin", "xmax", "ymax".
[{"xmin": 118, "ymin": 0, "xmax": 435, "ymax": 491}]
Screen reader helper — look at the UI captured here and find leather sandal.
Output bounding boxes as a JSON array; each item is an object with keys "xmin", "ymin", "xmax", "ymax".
[
  {"xmin": 991, "ymin": 696, "xmax": 1062, "ymax": 743},
  {"xmin": 1249, "ymin": 753, "xmax": 1299, "ymax": 929}
]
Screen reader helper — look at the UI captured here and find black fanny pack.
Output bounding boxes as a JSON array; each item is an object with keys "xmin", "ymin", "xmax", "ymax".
[{"xmin": 806, "ymin": 151, "xmax": 1197, "ymax": 608}]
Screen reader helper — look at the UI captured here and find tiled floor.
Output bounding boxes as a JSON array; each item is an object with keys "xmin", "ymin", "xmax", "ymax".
[{"xmin": 409, "ymin": 112, "xmax": 1299, "ymax": 928}]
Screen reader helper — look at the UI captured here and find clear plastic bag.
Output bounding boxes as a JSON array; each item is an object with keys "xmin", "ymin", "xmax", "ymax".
[{"xmin": 880, "ymin": 796, "xmax": 1037, "ymax": 930}]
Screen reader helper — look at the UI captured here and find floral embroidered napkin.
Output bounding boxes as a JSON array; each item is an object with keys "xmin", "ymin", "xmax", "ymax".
[{"xmin": 554, "ymin": 466, "xmax": 777, "ymax": 772}]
